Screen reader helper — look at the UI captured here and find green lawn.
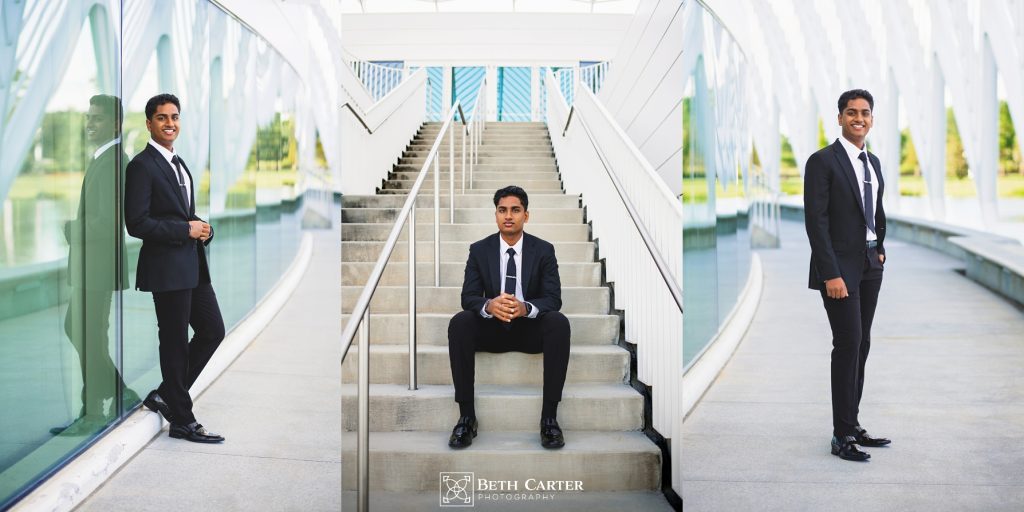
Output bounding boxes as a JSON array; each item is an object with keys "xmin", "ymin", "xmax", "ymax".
[{"xmin": 779, "ymin": 173, "xmax": 1024, "ymax": 198}]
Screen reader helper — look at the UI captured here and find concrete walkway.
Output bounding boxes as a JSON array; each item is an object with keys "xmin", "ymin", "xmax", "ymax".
[
  {"xmin": 78, "ymin": 229, "xmax": 341, "ymax": 511},
  {"xmin": 682, "ymin": 220, "xmax": 1024, "ymax": 512}
]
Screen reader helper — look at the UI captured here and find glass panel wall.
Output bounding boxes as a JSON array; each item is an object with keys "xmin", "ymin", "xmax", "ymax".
[
  {"xmin": 0, "ymin": 1, "xmax": 310, "ymax": 507},
  {"xmin": 682, "ymin": 5, "xmax": 762, "ymax": 369}
]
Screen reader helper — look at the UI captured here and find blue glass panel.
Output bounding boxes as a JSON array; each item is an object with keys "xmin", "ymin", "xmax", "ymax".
[
  {"xmin": 498, "ymin": 67, "xmax": 531, "ymax": 122},
  {"xmin": 452, "ymin": 66, "xmax": 486, "ymax": 118}
]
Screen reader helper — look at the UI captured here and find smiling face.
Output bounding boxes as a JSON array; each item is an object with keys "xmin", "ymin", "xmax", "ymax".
[
  {"xmin": 495, "ymin": 195, "xmax": 529, "ymax": 245},
  {"xmin": 85, "ymin": 104, "xmax": 116, "ymax": 146},
  {"xmin": 146, "ymin": 102, "xmax": 180, "ymax": 151},
  {"xmin": 838, "ymin": 97, "xmax": 872, "ymax": 148}
]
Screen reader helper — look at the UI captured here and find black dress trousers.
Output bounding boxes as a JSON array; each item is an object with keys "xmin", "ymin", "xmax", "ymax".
[{"xmin": 448, "ymin": 309, "xmax": 571, "ymax": 405}]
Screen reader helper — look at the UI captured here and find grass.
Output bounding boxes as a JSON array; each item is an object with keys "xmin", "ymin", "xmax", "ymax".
[{"xmin": 779, "ymin": 172, "xmax": 1024, "ymax": 199}]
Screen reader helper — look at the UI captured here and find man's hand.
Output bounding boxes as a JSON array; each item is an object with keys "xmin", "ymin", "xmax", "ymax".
[
  {"xmin": 188, "ymin": 221, "xmax": 211, "ymax": 241},
  {"xmin": 879, "ymin": 253, "xmax": 885, "ymax": 264},
  {"xmin": 486, "ymin": 293, "xmax": 524, "ymax": 322},
  {"xmin": 825, "ymin": 277, "xmax": 848, "ymax": 300}
]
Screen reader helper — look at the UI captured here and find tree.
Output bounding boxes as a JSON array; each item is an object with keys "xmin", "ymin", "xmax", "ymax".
[
  {"xmin": 946, "ymin": 108, "xmax": 968, "ymax": 180},
  {"xmin": 999, "ymin": 101, "xmax": 1021, "ymax": 176},
  {"xmin": 900, "ymin": 129, "xmax": 920, "ymax": 176}
]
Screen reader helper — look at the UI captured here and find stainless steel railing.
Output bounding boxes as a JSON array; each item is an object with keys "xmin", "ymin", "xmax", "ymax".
[{"xmin": 340, "ymin": 80, "xmax": 488, "ymax": 512}]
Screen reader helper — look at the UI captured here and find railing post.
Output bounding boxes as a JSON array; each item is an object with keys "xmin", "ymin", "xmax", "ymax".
[
  {"xmin": 449, "ymin": 121, "xmax": 455, "ymax": 223},
  {"xmin": 408, "ymin": 208, "xmax": 417, "ymax": 391},
  {"xmin": 434, "ymin": 154, "xmax": 441, "ymax": 287},
  {"xmin": 357, "ymin": 308, "xmax": 370, "ymax": 512},
  {"xmin": 461, "ymin": 125, "xmax": 466, "ymax": 194}
]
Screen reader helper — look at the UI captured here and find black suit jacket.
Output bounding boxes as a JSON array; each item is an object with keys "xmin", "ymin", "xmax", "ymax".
[
  {"xmin": 804, "ymin": 139, "xmax": 886, "ymax": 290},
  {"xmin": 124, "ymin": 143, "xmax": 213, "ymax": 292},
  {"xmin": 66, "ymin": 142, "xmax": 129, "ymax": 292},
  {"xmin": 460, "ymin": 232, "xmax": 562, "ymax": 315}
]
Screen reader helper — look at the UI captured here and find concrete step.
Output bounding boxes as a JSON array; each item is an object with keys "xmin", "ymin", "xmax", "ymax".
[
  {"xmin": 341, "ymin": 491, "xmax": 675, "ymax": 512},
  {"xmin": 341, "ymin": 261, "xmax": 601, "ymax": 287},
  {"xmin": 340, "ymin": 223, "xmax": 590, "ymax": 242},
  {"xmin": 340, "ymin": 345, "xmax": 629, "ymax": 385},
  {"xmin": 392, "ymin": 163, "xmax": 557, "ymax": 173},
  {"xmin": 341, "ymin": 207, "xmax": 582, "ymax": 225},
  {"xmin": 340, "ymin": 431, "xmax": 661, "ymax": 491},
  {"xmin": 382, "ymin": 179, "xmax": 563, "ymax": 192},
  {"xmin": 341, "ymin": 194, "xmax": 580, "ymax": 209},
  {"xmin": 403, "ymin": 149, "xmax": 553, "ymax": 158},
  {"xmin": 341, "ymin": 286, "xmax": 609, "ymax": 314},
  {"xmin": 340, "ymin": 384, "xmax": 642, "ymax": 432},
  {"xmin": 401, "ymin": 156, "xmax": 556, "ymax": 166},
  {"xmin": 341, "ymin": 241, "xmax": 595, "ymax": 263},
  {"xmin": 407, "ymin": 143, "xmax": 551, "ymax": 152},
  {"xmin": 413, "ymin": 134, "xmax": 551, "ymax": 143},
  {"xmin": 338, "ymin": 313, "xmax": 619, "ymax": 345},
  {"xmin": 389, "ymin": 171, "xmax": 559, "ymax": 182}
]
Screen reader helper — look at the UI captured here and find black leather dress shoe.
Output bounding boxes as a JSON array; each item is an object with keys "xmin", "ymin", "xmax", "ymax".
[
  {"xmin": 143, "ymin": 390, "xmax": 174, "ymax": 423},
  {"xmin": 169, "ymin": 422, "xmax": 225, "ymax": 443},
  {"xmin": 448, "ymin": 416, "xmax": 478, "ymax": 449},
  {"xmin": 854, "ymin": 426, "xmax": 891, "ymax": 447},
  {"xmin": 540, "ymin": 418, "xmax": 565, "ymax": 449},
  {"xmin": 831, "ymin": 435, "xmax": 870, "ymax": 461}
]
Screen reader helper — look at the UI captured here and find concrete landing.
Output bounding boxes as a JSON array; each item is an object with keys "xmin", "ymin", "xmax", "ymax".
[
  {"xmin": 682, "ymin": 220, "xmax": 1024, "ymax": 511},
  {"xmin": 77, "ymin": 230, "xmax": 341, "ymax": 511}
]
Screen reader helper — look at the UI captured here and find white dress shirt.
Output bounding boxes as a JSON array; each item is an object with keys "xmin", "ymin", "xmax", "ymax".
[
  {"xmin": 480, "ymin": 233, "xmax": 540, "ymax": 319},
  {"xmin": 93, "ymin": 138, "xmax": 120, "ymax": 160},
  {"xmin": 148, "ymin": 139, "xmax": 191, "ymax": 208},
  {"xmin": 837, "ymin": 136, "xmax": 879, "ymax": 243}
]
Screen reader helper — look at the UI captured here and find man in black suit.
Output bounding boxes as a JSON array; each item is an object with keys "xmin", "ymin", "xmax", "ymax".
[
  {"xmin": 804, "ymin": 89, "xmax": 891, "ymax": 462},
  {"xmin": 125, "ymin": 93, "xmax": 225, "ymax": 443},
  {"xmin": 447, "ymin": 186, "xmax": 571, "ymax": 449},
  {"xmin": 51, "ymin": 95, "xmax": 136, "ymax": 436}
]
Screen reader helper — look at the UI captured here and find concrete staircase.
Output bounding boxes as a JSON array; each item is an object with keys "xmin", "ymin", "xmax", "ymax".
[{"xmin": 341, "ymin": 122, "xmax": 671, "ymax": 510}]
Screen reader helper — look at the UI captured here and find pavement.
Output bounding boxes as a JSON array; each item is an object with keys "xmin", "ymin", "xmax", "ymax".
[
  {"xmin": 681, "ymin": 220, "xmax": 1024, "ymax": 512},
  {"xmin": 77, "ymin": 229, "xmax": 341, "ymax": 512}
]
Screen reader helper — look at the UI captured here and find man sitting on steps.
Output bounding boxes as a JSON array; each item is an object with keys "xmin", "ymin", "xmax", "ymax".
[{"xmin": 447, "ymin": 186, "xmax": 571, "ymax": 449}]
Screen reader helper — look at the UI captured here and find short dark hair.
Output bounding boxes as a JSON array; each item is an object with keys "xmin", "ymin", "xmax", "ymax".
[
  {"xmin": 89, "ymin": 94, "xmax": 123, "ymax": 127},
  {"xmin": 837, "ymin": 89, "xmax": 873, "ymax": 114},
  {"xmin": 493, "ymin": 186, "xmax": 529, "ymax": 211},
  {"xmin": 145, "ymin": 93, "xmax": 180, "ymax": 120}
]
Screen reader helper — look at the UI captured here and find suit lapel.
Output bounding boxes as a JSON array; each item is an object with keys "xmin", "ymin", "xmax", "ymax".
[
  {"xmin": 147, "ymin": 144, "xmax": 189, "ymax": 215},
  {"xmin": 486, "ymin": 234, "xmax": 501, "ymax": 297},
  {"xmin": 831, "ymin": 140, "xmax": 865, "ymax": 216},
  {"xmin": 521, "ymin": 234, "xmax": 533, "ymax": 297}
]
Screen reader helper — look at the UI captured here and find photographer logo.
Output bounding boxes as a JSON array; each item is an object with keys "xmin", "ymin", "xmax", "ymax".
[{"xmin": 440, "ymin": 472, "xmax": 475, "ymax": 507}]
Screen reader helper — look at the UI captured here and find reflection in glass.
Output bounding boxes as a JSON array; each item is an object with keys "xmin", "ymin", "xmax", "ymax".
[
  {"xmin": 682, "ymin": 5, "xmax": 775, "ymax": 369},
  {"xmin": 0, "ymin": 1, "xmax": 313, "ymax": 507},
  {"xmin": 0, "ymin": 5, "xmax": 121, "ymax": 506}
]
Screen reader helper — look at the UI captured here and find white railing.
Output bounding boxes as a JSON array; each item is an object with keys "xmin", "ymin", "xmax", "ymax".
[
  {"xmin": 544, "ymin": 69, "xmax": 683, "ymax": 495},
  {"xmin": 341, "ymin": 80, "xmax": 487, "ymax": 512},
  {"xmin": 553, "ymin": 62, "xmax": 609, "ymax": 106},
  {"xmin": 339, "ymin": 68, "xmax": 427, "ymax": 195},
  {"xmin": 348, "ymin": 60, "xmax": 405, "ymax": 102}
]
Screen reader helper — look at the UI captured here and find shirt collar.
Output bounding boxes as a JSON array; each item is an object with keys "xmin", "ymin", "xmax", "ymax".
[
  {"xmin": 838, "ymin": 136, "xmax": 867, "ymax": 162},
  {"xmin": 93, "ymin": 138, "xmax": 120, "ymax": 160},
  {"xmin": 148, "ymin": 139, "xmax": 176, "ymax": 164},
  {"xmin": 500, "ymin": 234, "xmax": 524, "ymax": 256}
]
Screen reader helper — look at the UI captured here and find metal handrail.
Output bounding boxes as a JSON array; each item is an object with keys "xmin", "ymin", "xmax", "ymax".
[
  {"xmin": 341, "ymin": 79, "xmax": 487, "ymax": 512},
  {"xmin": 556, "ymin": 76, "xmax": 682, "ymax": 312}
]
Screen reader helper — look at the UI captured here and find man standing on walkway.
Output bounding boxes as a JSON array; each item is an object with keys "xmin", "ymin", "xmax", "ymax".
[
  {"xmin": 447, "ymin": 186, "xmax": 571, "ymax": 450},
  {"xmin": 804, "ymin": 89, "xmax": 891, "ymax": 462},
  {"xmin": 125, "ymin": 93, "xmax": 225, "ymax": 443}
]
